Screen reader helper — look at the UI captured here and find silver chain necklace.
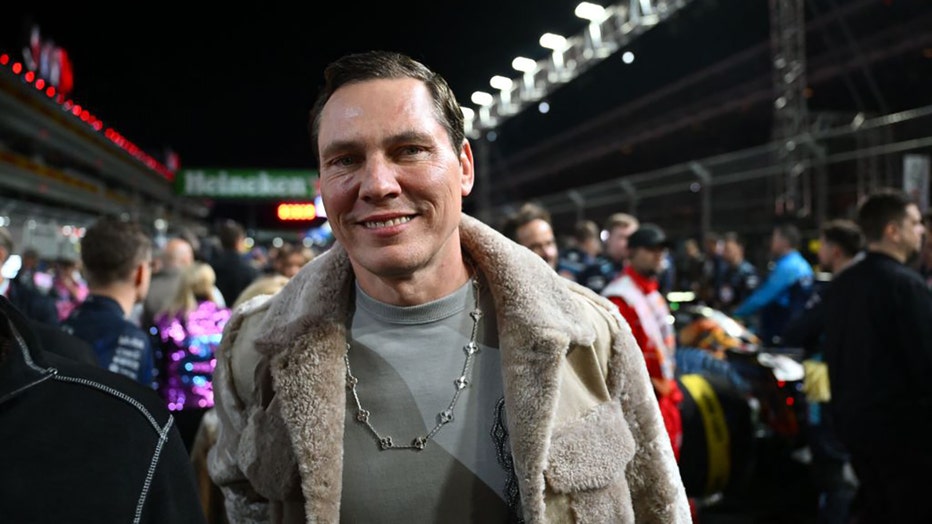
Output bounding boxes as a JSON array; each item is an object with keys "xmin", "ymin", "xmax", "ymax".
[{"xmin": 344, "ymin": 277, "xmax": 483, "ymax": 451}]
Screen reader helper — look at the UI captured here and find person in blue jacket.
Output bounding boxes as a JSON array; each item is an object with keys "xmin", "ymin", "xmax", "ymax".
[
  {"xmin": 733, "ymin": 222, "xmax": 814, "ymax": 347},
  {"xmin": 62, "ymin": 215, "xmax": 156, "ymax": 387}
]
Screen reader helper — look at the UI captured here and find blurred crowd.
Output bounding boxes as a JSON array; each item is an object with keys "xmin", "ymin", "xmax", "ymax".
[{"xmin": 1, "ymin": 185, "xmax": 930, "ymax": 523}]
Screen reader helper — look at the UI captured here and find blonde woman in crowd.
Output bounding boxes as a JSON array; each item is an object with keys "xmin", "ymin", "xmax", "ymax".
[{"xmin": 152, "ymin": 262, "xmax": 231, "ymax": 451}]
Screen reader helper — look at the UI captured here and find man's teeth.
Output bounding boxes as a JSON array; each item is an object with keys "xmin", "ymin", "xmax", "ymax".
[{"xmin": 364, "ymin": 216, "xmax": 412, "ymax": 228}]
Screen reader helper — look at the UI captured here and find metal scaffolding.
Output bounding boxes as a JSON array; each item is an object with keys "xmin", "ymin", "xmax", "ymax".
[{"xmin": 769, "ymin": 0, "xmax": 811, "ymax": 217}]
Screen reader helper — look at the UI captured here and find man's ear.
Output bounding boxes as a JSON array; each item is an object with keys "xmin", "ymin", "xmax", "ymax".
[
  {"xmin": 133, "ymin": 262, "xmax": 146, "ymax": 287},
  {"xmin": 459, "ymin": 140, "xmax": 475, "ymax": 197}
]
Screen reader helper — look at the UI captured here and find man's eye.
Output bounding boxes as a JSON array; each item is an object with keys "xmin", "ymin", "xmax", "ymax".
[
  {"xmin": 400, "ymin": 145, "xmax": 425, "ymax": 155},
  {"xmin": 328, "ymin": 156, "xmax": 356, "ymax": 168}
]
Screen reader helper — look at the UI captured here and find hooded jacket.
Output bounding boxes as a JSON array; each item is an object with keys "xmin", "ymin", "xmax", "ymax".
[{"xmin": 207, "ymin": 214, "xmax": 689, "ymax": 523}]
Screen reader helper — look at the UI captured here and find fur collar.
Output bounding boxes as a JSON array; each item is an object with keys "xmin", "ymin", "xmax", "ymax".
[
  {"xmin": 252, "ymin": 213, "xmax": 612, "ymax": 522},
  {"xmin": 255, "ymin": 213, "xmax": 598, "ymax": 354}
]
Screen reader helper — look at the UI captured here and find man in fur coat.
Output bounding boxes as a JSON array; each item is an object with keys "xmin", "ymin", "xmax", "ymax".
[{"xmin": 207, "ymin": 50, "xmax": 689, "ymax": 523}]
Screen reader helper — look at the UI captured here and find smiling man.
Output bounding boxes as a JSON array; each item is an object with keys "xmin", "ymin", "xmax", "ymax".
[{"xmin": 208, "ymin": 50, "xmax": 688, "ymax": 523}]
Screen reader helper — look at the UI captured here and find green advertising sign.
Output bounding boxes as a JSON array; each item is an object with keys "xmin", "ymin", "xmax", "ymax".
[{"xmin": 176, "ymin": 169, "xmax": 317, "ymax": 199}]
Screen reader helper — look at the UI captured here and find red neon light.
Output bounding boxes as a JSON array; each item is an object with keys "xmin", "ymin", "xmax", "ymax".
[
  {"xmin": 0, "ymin": 54, "xmax": 9, "ymax": 65},
  {"xmin": 46, "ymin": 86, "xmax": 55, "ymax": 97},
  {"xmin": 24, "ymin": 71, "xmax": 35, "ymax": 83},
  {"xmin": 35, "ymin": 78, "xmax": 45, "ymax": 90},
  {"xmin": 12, "ymin": 62, "xmax": 22, "ymax": 74}
]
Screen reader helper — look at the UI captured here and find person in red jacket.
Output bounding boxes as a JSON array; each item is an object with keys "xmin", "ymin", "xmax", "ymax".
[{"xmin": 602, "ymin": 223, "xmax": 684, "ymax": 460}]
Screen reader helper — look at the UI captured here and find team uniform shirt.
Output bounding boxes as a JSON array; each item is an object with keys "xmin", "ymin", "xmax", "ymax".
[
  {"xmin": 603, "ymin": 265, "xmax": 684, "ymax": 460},
  {"xmin": 62, "ymin": 294, "xmax": 154, "ymax": 387},
  {"xmin": 341, "ymin": 279, "xmax": 516, "ymax": 523}
]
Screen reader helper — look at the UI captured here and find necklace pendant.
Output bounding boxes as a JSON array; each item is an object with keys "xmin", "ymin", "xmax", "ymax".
[
  {"xmin": 438, "ymin": 409, "xmax": 454, "ymax": 424},
  {"xmin": 356, "ymin": 409, "xmax": 370, "ymax": 423},
  {"xmin": 464, "ymin": 341, "xmax": 480, "ymax": 355},
  {"xmin": 454, "ymin": 376, "xmax": 468, "ymax": 390},
  {"xmin": 412, "ymin": 436, "xmax": 427, "ymax": 450},
  {"xmin": 379, "ymin": 436, "xmax": 394, "ymax": 450}
]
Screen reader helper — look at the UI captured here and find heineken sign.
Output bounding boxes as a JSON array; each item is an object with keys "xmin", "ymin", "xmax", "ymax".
[{"xmin": 176, "ymin": 169, "xmax": 317, "ymax": 199}]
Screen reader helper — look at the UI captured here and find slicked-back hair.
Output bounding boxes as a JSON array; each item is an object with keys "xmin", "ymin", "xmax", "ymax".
[
  {"xmin": 502, "ymin": 202, "xmax": 552, "ymax": 242},
  {"xmin": 858, "ymin": 187, "xmax": 914, "ymax": 243},
  {"xmin": 820, "ymin": 219, "xmax": 864, "ymax": 258},
  {"xmin": 81, "ymin": 215, "xmax": 152, "ymax": 287},
  {"xmin": 308, "ymin": 50, "xmax": 466, "ymax": 162}
]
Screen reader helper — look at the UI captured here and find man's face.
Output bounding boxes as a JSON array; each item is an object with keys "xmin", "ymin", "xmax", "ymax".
[
  {"xmin": 516, "ymin": 218, "xmax": 559, "ymax": 269},
  {"xmin": 317, "ymin": 78, "xmax": 474, "ymax": 286},
  {"xmin": 629, "ymin": 246, "xmax": 666, "ymax": 277},
  {"xmin": 605, "ymin": 223, "xmax": 637, "ymax": 263},
  {"xmin": 280, "ymin": 253, "xmax": 307, "ymax": 279},
  {"xmin": 816, "ymin": 235, "xmax": 837, "ymax": 272},
  {"xmin": 770, "ymin": 230, "xmax": 787, "ymax": 256},
  {"xmin": 896, "ymin": 203, "xmax": 925, "ymax": 259},
  {"xmin": 722, "ymin": 240, "xmax": 743, "ymax": 266}
]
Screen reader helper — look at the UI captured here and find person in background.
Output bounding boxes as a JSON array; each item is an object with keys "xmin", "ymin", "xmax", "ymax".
[
  {"xmin": 0, "ymin": 295, "xmax": 207, "ymax": 524},
  {"xmin": 143, "ymin": 236, "xmax": 196, "ymax": 332},
  {"xmin": 153, "ymin": 262, "xmax": 231, "ymax": 452},
  {"xmin": 62, "ymin": 215, "xmax": 156, "ymax": 387},
  {"xmin": 732, "ymin": 222, "xmax": 814, "ymax": 347},
  {"xmin": 0, "ymin": 228, "xmax": 58, "ymax": 326},
  {"xmin": 675, "ymin": 238, "xmax": 705, "ymax": 294},
  {"xmin": 502, "ymin": 201, "xmax": 561, "ymax": 270},
  {"xmin": 51, "ymin": 256, "xmax": 89, "ymax": 323},
  {"xmin": 714, "ymin": 231, "xmax": 760, "ymax": 314},
  {"xmin": 574, "ymin": 212, "xmax": 639, "ymax": 294},
  {"xmin": 557, "ymin": 219, "xmax": 607, "ymax": 284},
  {"xmin": 697, "ymin": 231, "xmax": 726, "ymax": 305},
  {"xmin": 601, "ymin": 223, "xmax": 684, "ymax": 462},
  {"xmin": 12, "ymin": 247, "xmax": 43, "ymax": 293},
  {"xmin": 208, "ymin": 50, "xmax": 688, "ymax": 523},
  {"xmin": 209, "ymin": 219, "xmax": 259, "ymax": 307},
  {"xmin": 821, "ymin": 188, "xmax": 931, "ymax": 523},
  {"xmin": 782, "ymin": 219, "xmax": 864, "ymax": 524},
  {"xmin": 918, "ymin": 210, "xmax": 932, "ymax": 290},
  {"xmin": 272, "ymin": 242, "xmax": 316, "ymax": 279}
]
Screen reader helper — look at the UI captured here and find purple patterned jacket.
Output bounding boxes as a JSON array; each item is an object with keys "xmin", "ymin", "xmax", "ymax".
[{"xmin": 154, "ymin": 301, "xmax": 231, "ymax": 411}]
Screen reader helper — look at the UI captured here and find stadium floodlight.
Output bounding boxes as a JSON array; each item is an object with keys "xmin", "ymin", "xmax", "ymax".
[
  {"xmin": 490, "ymin": 75, "xmax": 514, "ymax": 110},
  {"xmin": 461, "ymin": 106, "xmax": 478, "ymax": 139},
  {"xmin": 511, "ymin": 56, "xmax": 540, "ymax": 98},
  {"xmin": 539, "ymin": 33, "xmax": 570, "ymax": 81},
  {"xmin": 470, "ymin": 91, "xmax": 494, "ymax": 106},
  {"xmin": 470, "ymin": 91, "xmax": 496, "ymax": 129},
  {"xmin": 576, "ymin": 2, "xmax": 612, "ymax": 58},
  {"xmin": 539, "ymin": 33, "xmax": 568, "ymax": 51},
  {"xmin": 511, "ymin": 56, "xmax": 537, "ymax": 73},
  {"xmin": 489, "ymin": 76, "xmax": 513, "ymax": 90},
  {"xmin": 574, "ymin": 2, "xmax": 607, "ymax": 21}
]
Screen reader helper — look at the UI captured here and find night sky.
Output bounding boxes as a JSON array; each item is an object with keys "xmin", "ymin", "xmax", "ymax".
[{"xmin": 0, "ymin": 2, "xmax": 600, "ymax": 171}]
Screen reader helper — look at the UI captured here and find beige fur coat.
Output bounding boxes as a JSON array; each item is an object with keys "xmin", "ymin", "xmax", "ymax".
[{"xmin": 207, "ymin": 214, "xmax": 690, "ymax": 523}]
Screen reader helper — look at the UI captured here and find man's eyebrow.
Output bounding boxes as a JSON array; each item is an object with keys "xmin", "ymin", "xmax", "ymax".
[
  {"xmin": 319, "ymin": 139, "xmax": 362, "ymax": 160},
  {"xmin": 320, "ymin": 131, "xmax": 436, "ymax": 160}
]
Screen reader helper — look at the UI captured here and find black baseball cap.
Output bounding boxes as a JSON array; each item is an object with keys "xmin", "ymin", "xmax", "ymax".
[{"xmin": 627, "ymin": 224, "xmax": 671, "ymax": 250}]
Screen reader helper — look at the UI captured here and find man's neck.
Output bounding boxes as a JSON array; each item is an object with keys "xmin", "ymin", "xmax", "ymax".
[
  {"xmin": 867, "ymin": 242, "xmax": 906, "ymax": 264},
  {"xmin": 87, "ymin": 285, "xmax": 137, "ymax": 317}
]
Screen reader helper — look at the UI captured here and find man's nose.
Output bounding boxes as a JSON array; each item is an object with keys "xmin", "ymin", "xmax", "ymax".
[{"xmin": 359, "ymin": 155, "xmax": 401, "ymax": 201}]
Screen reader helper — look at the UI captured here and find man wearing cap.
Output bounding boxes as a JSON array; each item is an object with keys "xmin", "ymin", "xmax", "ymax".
[{"xmin": 602, "ymin": 223, "xmax": 684, "ymax": 460}]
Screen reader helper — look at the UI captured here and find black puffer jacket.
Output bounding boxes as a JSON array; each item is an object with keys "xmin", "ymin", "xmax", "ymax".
[{"xmin": 0, "ymin": 296, "xmax": 207, "ymax": 524}]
